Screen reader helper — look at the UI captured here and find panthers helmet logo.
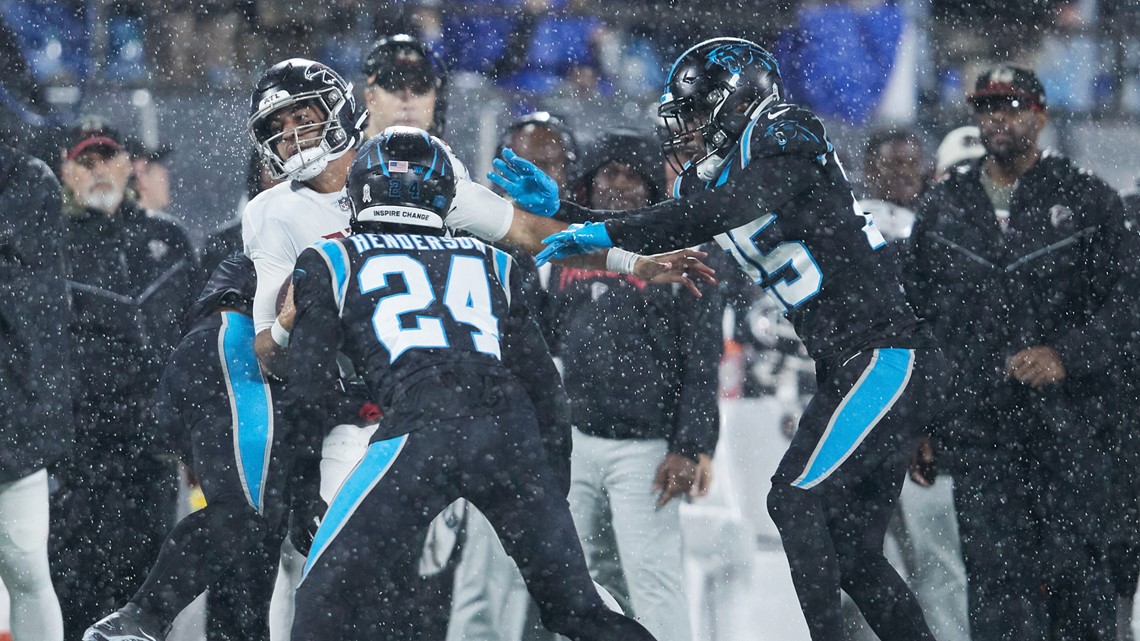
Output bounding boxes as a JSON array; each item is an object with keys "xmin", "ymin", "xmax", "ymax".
[{"xmin": 705, "ymin": 43, "xmax": 775, "ymax": 76}]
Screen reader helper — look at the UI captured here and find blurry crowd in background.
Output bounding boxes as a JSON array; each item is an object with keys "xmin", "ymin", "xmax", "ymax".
[{"xmin": 7, "ymin": 0, "xmax": 1140, "ymax": 118}]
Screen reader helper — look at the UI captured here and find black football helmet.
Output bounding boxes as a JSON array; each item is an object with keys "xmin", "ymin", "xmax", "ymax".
[
  {"xmin": 248, "ymin": 58, "xmax": 367, "ymax": 182},
  {"xmin": 362, "ymin": 34, "xmax": 449, "ymax": 136},
  {"xmin": 347, "ymin": 126, "xmax": 457, "ymax": 235},
  {"xmin": 659, "ymin": 38, "xmax": 784, "ymax": 176}
]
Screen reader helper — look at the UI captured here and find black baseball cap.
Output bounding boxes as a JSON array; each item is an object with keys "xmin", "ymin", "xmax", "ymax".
[
  {"xmin": 362, "ymin": 34, "xmax": 444, "ymax": 94},
  {"xmin": 64, "ymin": 115, "xmax": 124, "ymax": 160},
  {"xmin": 125, "ymin": 136, "xmax": 175, "ymax": 163},
  {"xmin": 967, "ymin": 64, "xmax": 1047, "ymax": 111}
]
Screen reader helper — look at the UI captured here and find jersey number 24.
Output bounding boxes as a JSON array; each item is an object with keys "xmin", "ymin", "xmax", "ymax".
[{"xmin": 359, "ymin": 254, "xmax": 501, "ymax": 362}]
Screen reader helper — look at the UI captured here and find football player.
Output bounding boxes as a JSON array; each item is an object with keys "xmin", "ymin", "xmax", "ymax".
[
  {"xmin": 241, "ymin": 57, "xmax": 711, "ymax": 636},
  {"xmin": 83, "ymin": 255, "xmax": 287, "ymax": 641},
  {"xmin": 490, "ymin": 38, "xmax": 949, "ymax": 641},
  {"xmin": 285, "ymin": 127, "xmax": 657, "ymax": 641}
]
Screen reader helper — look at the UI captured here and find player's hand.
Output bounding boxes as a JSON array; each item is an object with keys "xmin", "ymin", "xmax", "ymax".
[
  {"xmin": 535, "ymin": 222, "xmax": 614, "ymax": 266},
  {"xmin": 1006, "ymin": 345, "xmax": 1066, "ymax": 388},
  {"xmin": 487, "ymin": 148, "xmax": 561, "ymax": 216},
  {"xmin": 278, "ymin": 280, "xmax": 297, "ymax": 331},
  {"xmin": 908, "ymin": 436, "xmax": 937, "ymax": 487},
  {"xmin": 690, "ymin": 453, "xmax": 714, "ymax": 498},
  {"xmin": 653, "ymin": 453, "xmax": 698, "ymax": 508},
  {"xmin": 634, "ymin": 248, "xmax": 717, "ymax": 298}
]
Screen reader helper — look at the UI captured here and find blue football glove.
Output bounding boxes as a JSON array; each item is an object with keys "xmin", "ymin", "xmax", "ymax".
[
  {"xmin": 534, "ymin": 222, "xmax": 614, "ymax": 267},
  {"xmin": 487, "ymin": 148, "xmax": 561, "ymax": 216}
]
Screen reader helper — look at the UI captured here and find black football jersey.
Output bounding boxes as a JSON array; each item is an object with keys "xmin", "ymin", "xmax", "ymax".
[
  {"xmin": 288, "ymin": 232, "xmax": 526, "ymax": 437},
  {"xmin": 595, "ymin": 103, "xmax": 925, "ymax": 361}
]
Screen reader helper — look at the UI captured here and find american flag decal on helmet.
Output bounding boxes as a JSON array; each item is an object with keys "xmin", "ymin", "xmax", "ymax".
[{"xmin": 388, "ymin": 160, "xmax": 409, "ymax": 173}]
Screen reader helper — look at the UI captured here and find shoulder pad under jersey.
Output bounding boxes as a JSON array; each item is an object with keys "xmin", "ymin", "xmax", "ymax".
[{"xmin": 744, "ymin": 103, "xmax": 832, "ymax": 160}]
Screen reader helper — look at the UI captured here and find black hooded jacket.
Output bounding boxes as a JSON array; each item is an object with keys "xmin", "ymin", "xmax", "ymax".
[
  {"xmin": 0, "ymin": 145, "xmax": 74, "ymax": 482},
  {"xmin": 904, "ymin": 152, "xmax": 1136, "ymax": 450},
  {"xmin": 547, "ymin": 131, "xmax": 721, "ymax": 460}
]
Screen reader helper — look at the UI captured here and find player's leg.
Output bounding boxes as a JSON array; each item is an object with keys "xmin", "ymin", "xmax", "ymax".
[
  {"xmin": 446, "ymin": 505, "xmax": 533, "ymax": 641},
  {"xmin": 0, "ymin": 468, "xmax": 63, "ymax": 641},
  {"xmin": 464, "ymin": 410, "xmax": 657, "ymax": 641},
  {"xmin": 767, "ymin": 348, "xmax": 943, "ymax": 641},
  {"xmin": 292, "ymin": 430, "xmax": 457, "ymax": 641},
  {"xmin": 597, "ymin": 436, "xmax": 691, "ymax": 641},
  {"xmin": 827, "ymin": 446, "xmax": 932, "ymax": 641},
  {"xmin": 87, "ymin": 317, "xmax": 286, "ymax": 639}
]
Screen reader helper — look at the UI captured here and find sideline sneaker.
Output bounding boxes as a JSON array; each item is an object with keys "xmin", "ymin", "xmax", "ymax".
[{"xmin": 82, "ymin": 603, "xmax": 167, "ymax": 641}]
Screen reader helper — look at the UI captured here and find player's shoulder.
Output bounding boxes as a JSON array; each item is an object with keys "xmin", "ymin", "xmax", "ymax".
[{"xmin": 744, "ymin": 102, "xmax": 831, "ymax": 159}]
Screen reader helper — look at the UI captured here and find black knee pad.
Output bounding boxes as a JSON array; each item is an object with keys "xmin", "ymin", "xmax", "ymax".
[{"xmin": 767, "ymin": 481, "xmax": 803, "ymax": 532}]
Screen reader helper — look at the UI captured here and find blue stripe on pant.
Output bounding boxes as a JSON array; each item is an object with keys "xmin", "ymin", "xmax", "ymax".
[
  {"xmin": 792, "ymin": 348, "xmax": 915, "ymax": 490},
  {"xmin": 218, "ymin": 312, "xmax": 275, "ymax": 513},
  {"xmin": 303, "ymin": 434, "xmax": 410, "ymax": 581}
]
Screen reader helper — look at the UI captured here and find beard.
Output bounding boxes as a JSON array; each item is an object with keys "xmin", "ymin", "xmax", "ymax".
[
  {"xmin": 82, "ymin": 185, "xmax": 124, "ymax": 214},
  {"xmin": 981, "ymin": 130, "xmax": 1032, "ymax": 162}
]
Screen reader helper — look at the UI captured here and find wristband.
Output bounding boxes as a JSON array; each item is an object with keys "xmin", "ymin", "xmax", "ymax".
[
  {"xmin": 605, "ymin": 248, "xmax": 640, "ymax": 275},
  {"xmin": 271, "ymin": 318, "xmax": 291, "ymax": 348}
]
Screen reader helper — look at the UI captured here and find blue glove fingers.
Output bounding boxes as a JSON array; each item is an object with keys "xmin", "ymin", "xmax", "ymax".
[
  {"xmin": 501, "ymin": 147, "xmax": 521, "ymax": 167},
  {"xmin": 491, "ymin": 157, "xmax": 520, "ymax": 179},
  {"xmin": 486, "ymin": 170, "xmax": 518, "ymax": 193},
  {"xmin": 534, "ymin": 244, "xmax": 559, "ymax": 267}
]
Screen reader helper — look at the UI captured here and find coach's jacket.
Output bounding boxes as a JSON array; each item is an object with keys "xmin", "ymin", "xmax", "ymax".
[
  {"xmin": 63, "ymin": 195, "xmax": 200, "ymax": 461},
  {"xmin": 904, "ymin": 151, "xmax": 1138, "ymax": 454},
  {"xmin": 0, "ymin": 145, "xmax": 73, "ymax": 483}
]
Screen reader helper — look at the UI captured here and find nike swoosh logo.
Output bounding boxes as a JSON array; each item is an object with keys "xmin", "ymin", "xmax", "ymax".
[{"xmin": 767, "ymin": 107, "xmax": 792, "ymax": 120}]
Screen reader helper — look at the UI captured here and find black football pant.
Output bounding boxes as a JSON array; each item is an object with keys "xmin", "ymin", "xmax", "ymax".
[
  {"xmin": 767, "ymin": 347, "xmax": 948, "ymax": 641},
  {"xmin": 130, "ymin": 313, "xmax": 290, "ymax": 638},
  {"xmin": 292, "ymin": 408, "xmax": 657, "ymax": 641}
]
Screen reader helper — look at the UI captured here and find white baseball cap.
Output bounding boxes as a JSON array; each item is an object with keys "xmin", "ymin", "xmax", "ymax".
[{"xmin": 936, "ymin": 126, "xmax": 985, "ymax": 174}]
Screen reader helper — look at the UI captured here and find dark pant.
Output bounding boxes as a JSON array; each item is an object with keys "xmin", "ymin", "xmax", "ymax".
[
  {"xmin": 292, "ymin": 409, "xmax": 657, "ymax": 641},
  {"xmin": 50, "ymin": 453, "xmax": 178, "ymax": 640},
  {"xmin": 132, "ymin": 313, "xmax": 290, "ymax": 638},
  {"xmin": 954, "ymin": 421, "xmax": 1116, "ymax": 641},
  {"xmin": 767, "ymin": 347, "xmax": 947, "ymax": 641}
]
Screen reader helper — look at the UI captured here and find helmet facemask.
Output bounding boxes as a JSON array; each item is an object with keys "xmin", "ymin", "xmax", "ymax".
[
  {"xmin": 660, "ymin": 86, "xmax": 740, "ymax": 182},
  {"xmin": 248, "ymin": 87, "xmax": 355, "ymax": 182}
]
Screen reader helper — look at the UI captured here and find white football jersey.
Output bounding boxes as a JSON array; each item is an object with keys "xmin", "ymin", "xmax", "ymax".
[
  {"xmin": 242, "ymin": 147, "xmax": 485, "ymax": 334},
  {"xmin": 243, "ymin": 182, "xmax": 354, "ymax": 332}
]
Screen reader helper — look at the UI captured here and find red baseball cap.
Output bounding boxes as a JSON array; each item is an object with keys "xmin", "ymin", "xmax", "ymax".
[{"xmin": 64, "ymin": 115, "xmax": 124, "ymax": 160}]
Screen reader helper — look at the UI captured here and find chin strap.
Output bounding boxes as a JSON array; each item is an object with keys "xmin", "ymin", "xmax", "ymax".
[
  {"xmin": 283, "ymin": 147, "xmax": 331, "ymax": 182},
  {"xmin": 695, "ymin": 152, "xmax": 729, "ymax": 182}
]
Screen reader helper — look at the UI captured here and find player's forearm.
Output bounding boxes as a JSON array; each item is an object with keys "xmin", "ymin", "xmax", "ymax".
[{"xmin": 500, "ymin": 206, "xmax": 569, "ymax": 254}]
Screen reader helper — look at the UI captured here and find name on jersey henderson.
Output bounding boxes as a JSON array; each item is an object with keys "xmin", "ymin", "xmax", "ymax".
[{"xmin": 348, "ymin": 232, "xmax": 487, "ymax": 254}]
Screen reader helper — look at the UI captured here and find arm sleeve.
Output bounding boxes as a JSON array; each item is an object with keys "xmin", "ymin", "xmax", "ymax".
[
  {"xmin": 601, "ymin": 153, "xmax": 824, "ymax": 254},
  {"xmin": 669, "ymin": 270, "xmax": 723, "ymax": 459},
  {"xmin": 1053, "ymin": 187, "xmax": 1137, "ymax": 376},
  {"xmin": 901, "ymin": 195, "xmax": 940, "ymax": 322},
  {"xmin": 243, "ymin": 205, "xmax": 299, "ymax": 332},
  {"xmin": 500, "ymin": 258, "xmax": 573, "ymax": 496},
  {"xmin": 283, "ymin": 249, "xmax": 344, "ymax": 453},
  {"xmin": 445, "ymin": 180, "xmax": 515, "ymax": 242}
]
